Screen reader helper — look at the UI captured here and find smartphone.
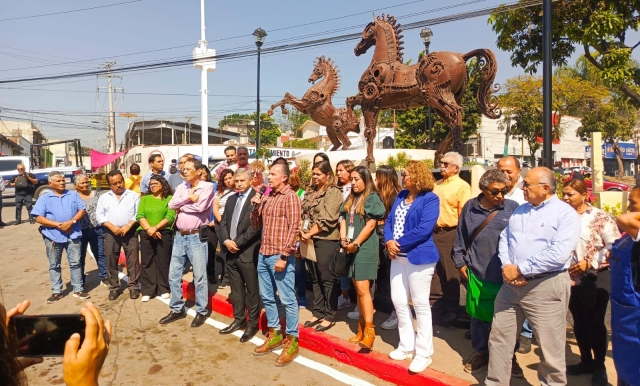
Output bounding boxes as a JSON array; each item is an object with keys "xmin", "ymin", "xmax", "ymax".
[
  {"xmin": 10, "ymin": 314, "xmax": 85, "ymax": 357},
  {"xmin": 198, "ymin": 225, "xmax": 208, "ymax": 242}
]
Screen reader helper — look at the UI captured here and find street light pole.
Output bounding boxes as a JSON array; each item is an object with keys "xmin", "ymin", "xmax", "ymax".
[
  {"xmin": 420, "ymin": 27, "xmax": 433, "ymax": 149},
  {"xmin": 253, "ymin": 28, "xmax": 267, "ymax": 154},
  {"xmin": 542, "ymin": 0, "xmax": 553, "ymax": 168}
]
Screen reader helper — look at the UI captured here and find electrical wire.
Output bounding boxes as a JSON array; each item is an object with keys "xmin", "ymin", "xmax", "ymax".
[{"xmin": 0, "ymin": 0, "xmax": 143, "ymax": 22}]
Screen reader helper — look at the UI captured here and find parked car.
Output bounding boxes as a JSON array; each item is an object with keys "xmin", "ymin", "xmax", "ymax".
[
  {"xmin": 563, "ymin": 170, "xmax": 629, "ymax": 192},
  {"xmin": 563, "ymin": 166, "xmax": 591, "ymax": 175}
]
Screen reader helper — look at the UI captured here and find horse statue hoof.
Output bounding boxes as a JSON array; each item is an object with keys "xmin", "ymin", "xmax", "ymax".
[{"xmin": 267, "ymin": 109, "xmax": 274, "ymax": 116}]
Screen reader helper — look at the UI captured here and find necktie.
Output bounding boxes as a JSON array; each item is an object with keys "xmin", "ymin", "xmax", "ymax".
[{"xmin": 229, "ymin": 193, "xmax": 244, "ymax": 240}]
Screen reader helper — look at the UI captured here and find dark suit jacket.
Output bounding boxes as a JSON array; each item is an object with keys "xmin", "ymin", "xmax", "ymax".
[{"xmin": 218, "ymin": 188, "xmax": 262, "ymax": 264}]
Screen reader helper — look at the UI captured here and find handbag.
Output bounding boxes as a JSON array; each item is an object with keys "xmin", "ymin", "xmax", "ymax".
[{"xmin": 330, "ymin": 247, "xmax": 350, "ymax": 275}]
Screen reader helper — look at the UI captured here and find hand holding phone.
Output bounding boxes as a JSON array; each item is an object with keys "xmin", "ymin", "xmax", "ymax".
[{"xmin": 4, "ymin": 300, "xmax": 44, "ymax": 371}]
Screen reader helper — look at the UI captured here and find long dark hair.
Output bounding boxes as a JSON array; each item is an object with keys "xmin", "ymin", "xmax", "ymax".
[
  {"xmin": 313, "ymin": 152, "xmax": 330, "ymax": 165},
  {"xmin": 217, "ymin": 169, "xmax": 234, "ymax": 193},
  {"xmin": 309, "ymin": 160, "xmax": 336, "ymax": 191},
  {"xmin": 376, "ymin": 165, "xmax": 400, "ymax": 217},
  {"xmin": 344, "ymin": 166, "xmax": 376, "ymax": 216},
  {"xmin": 0, "ymin": 300, "xmax": 25, "ymax": 386},
  {"xmin": 149, "ymin": 175, "xmax": 173, "ymax": 198},
  {"xmin": 197, "ymin": 165, "xmax": 212, "ymax": 182}
]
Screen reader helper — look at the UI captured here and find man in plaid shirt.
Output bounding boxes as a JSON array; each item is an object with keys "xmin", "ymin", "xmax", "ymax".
[{"xmin": 250, "ymin": 162, "xmax": 301, "ymax": 367}]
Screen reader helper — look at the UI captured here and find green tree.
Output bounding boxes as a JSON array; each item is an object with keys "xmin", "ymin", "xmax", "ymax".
[
  {"xmin": 273, "ymin": 108, "xmax": 311, "ymax": 139},
  {"xmin": 576, "ymin": 101, "xmax": 638, "ymax": 177},
  {"xmin": 489, "ymin": 0, "xmax": 640, "ymax": 106},
  {"xmin": 218, "ymin": 112, "xmax": 280, "ymax": 146},
  {"xmin": 498, "ymin": 72, "xmax": 609, "ymax": 164},
  {"xmin": 395, "ymin": 60, "xmax": 484, "ymax": 149}
]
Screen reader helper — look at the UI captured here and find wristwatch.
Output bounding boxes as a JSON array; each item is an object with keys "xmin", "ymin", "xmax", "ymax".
[
  {"xmin": 279, "ymin": 254, "xmax": 288, "ymax": 261},
  {"xmin": 72, "ymin": 220, "xmax": 77, "ymax": 224},
  {"xmin": 353, "ymin": 242, "xmax": 361, "ymax": 250}
]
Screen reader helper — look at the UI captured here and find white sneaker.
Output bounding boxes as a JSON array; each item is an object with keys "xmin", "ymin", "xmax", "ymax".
[
  {"xmin": 337, "ymin": 295, "xmax": 351, "ymax": 310},
  {"xmin": 389, "ymin": 349, "xmax": 414, "ymax": 361},
  {"xmin": 381, "ymin": 311, "xmax": 398, "ymax": 330},
  {"xmin": 408, "ymin": 355, "xmax": 432, "ymax": 373},
  {"xmin": 347, "ymin": 306, "xmax": 360, "ymax": 320},
  {"xmin": 141, "ymin": 295, "xmax": 150, "ymax": 302},
  {"xmin": 160, "ymin": 293, "xmax": 170, "ymax": 299}
]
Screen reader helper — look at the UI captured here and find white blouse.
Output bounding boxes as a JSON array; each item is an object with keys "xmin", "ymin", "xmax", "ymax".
[
  {"xmin": 215, "ymin": 188, "xmax": 234, "ymax": 216},
  {"xmin": 574, "ymin": 204, "xmax": 621, "ymax": 270}
]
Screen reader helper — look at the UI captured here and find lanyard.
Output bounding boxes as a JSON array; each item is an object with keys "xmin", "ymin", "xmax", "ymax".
[
  {"xmin": 306, "ymin": 191, "xmax": 319, "ymax": 218},
  {"xmin": 349, "ymin": 195, "xmax": 363, "ymax": 226}
]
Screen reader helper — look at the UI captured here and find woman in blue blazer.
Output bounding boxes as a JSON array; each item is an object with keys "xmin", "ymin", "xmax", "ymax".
[{"xmin": 384, "ymin": 160, "xmax": 440, "ymax": 373}]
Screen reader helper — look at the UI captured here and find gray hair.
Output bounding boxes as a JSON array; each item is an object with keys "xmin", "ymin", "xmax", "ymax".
[
  {"xmin": 237, "ymin": 146, "xmax": 249, "ymax": 154},
  {"xmin": 443, "ymin": 151, "xmax": 463, "ymax": 169},
  {"xmin": 479, "ymin": 169, "xmax": 509, "ymax": 190},
  {"xmin": 48, "ymin": 171, "xmax": 64, "ymax": 183},
  {"xmin": 538, "ymin": 168, "xmax": 557, "ymax": 191},
  {"xmin": 234, "ymin": 167, "xmax": 251, "ymax": 179},
  {"xmin": 73, "ymin": 173, "xmax": 89, "ymax": 186}
]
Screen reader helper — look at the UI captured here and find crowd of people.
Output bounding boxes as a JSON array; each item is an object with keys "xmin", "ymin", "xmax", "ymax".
[{"xmin": 3, "ymin": 145, "xmax": 640, "ymax": 385}]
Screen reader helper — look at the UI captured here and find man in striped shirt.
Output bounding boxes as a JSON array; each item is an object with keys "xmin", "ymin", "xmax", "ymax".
[{"xmin": 250, "ymin": 163, "xmax": 301, "ymax": 367}]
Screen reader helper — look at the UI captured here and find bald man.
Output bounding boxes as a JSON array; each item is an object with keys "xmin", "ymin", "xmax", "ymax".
[{"xmin": 485, "ymin": 167, "xmax": 581, "ymax": 386}]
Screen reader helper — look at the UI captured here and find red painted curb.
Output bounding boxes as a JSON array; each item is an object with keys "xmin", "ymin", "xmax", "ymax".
[{"xmin": 180, "ymin": 280, "xmax": 470, "ymax": 386}]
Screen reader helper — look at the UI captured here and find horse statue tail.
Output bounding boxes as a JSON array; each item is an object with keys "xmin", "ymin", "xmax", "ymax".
[{"xmin": 463, "ymin": 49, "xmax": 501, "ymax": 120}]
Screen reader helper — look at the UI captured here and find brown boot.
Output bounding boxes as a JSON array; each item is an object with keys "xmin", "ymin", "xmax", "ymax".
[
  {"xmin": 253, "ymin": 328, "xmax": 284, "ymax": 356},
  {"xmin": 275, "ymin": 335, "xmax": 299, "ymax": 367},
  {"xmin": 358, "ymin": 322, "xmax": 375, "ymax": 350},
  {"xmin": 348, "ymin": 317, "xmax": 365, "ymax": 343}
]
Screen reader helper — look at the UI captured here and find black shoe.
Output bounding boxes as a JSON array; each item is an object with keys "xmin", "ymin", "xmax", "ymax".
[
  {"xmin": 159, "ymin": 309, "xmax": 187, "ymax": 324},
  {"xmin": 464, "ymin": 329, "xmax": 471, "ymax": 340},
  {"xmin": 207, "ymin": 274, "xmax": 217, "ymax": 284},
  {"xmin": 47, "ymin": 293, "xmax": 63, "ymax": 304},
  {"xmin": 0, "ymin": 221, "xmax": 6, "ymax": 227},
  {"xmin": 511, "ymin": 355, "xmax": 524, "ymax": 378},
  {"xmin": 591, "ymin": 368, "xmax": 607, "ymax": 386},
  {"xmin": 129, "ymin": 289, "xmax": 140, "ymax": 299},
  {"xmin": 517, "ymin": 336, "xmax": 532, "ymax": 354},
  {"xmin": 108, "ymin": 290, "xmax": 119, "ymax": 301},
  {"xmin": 14, "ymin": 220, "xmax": 21, "ymax": 225},
  {"xmin": 220, "ymin": 320, "xmax": 247, "ymax": 335},
  {"xmin": 442, "ymin": 311, "xmax": 457, "ymax": 324},
  {"xmin": 567, "ymin": 362, "xmax": 595, "ymax": 375},
  {"xmin": 315, "ymin": 322, "xmax": 336, "ymax": 332},
  {"xmin": 303, "ymin": 318, "xmax": 323, "ymax": 328},
  {"xmin": 218, "ymin": 280, "xmax": 229, "ymax": 289},
  {"xmin": 100, "ymin": 278, "xmax": 110, "ymax": 287},
  {"xmin": 29, "ymin": 218, "xmax": 35, "ymax": 224},
  {"xmin": 191, "ymin": 313, "xmax": 207, "ymax": 327},
  {"xmin": 240, "ymin": 325, "xmax": 259, "ymax": 343}
]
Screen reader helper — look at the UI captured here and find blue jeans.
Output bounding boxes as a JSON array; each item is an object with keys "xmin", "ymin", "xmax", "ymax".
[
  {"xmin": 257, "ymin": 254, "xmax": 298, "ymax": 337},
  {"xmin": 80, "ymin": 227, "xmax": 107, "ymax": 279},
  {"xmin": 44, "ymin": 238, "xmax": 83, "ymax": 294},
  {"xmin": 340, "ymin": 275, "xmax": 350, "ymax": 292},
  {"xmin": 168, "ymin": 233, "xmax": 209, "ymax": 315},
  {"xmin": 294, "ymin": 257, "xmax": 307, "ymax": 307},
  {"xmin": 471, "ymin": 317, "xmax": 491, "ymax": 356},
  {"xmin": 521, "ymin": 319, "xmax": 533, "ymax": 338}
]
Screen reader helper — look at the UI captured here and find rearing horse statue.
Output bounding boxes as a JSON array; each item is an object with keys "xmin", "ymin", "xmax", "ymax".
[
  {"xmin": 344, "ymin": 14, "xmax": 501, "ymax": 164},
  {"xmin": 268, "ymin": 56, "xmax": 359, "ymax": 151}
]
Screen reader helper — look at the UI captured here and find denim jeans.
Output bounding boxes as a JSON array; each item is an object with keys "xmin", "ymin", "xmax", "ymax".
[
  {"xmin": 168, "ymin": 233, "xmax": 209, "ymax": 315},
  {"xmin": 294, "ymin": 257, "xmax": 307, "ymax": 306},
  {"xmin": 471, "ymin": 317, "xmax": 491, "ymax": 356},
  {"xmin": 80, "ymin": 227, "xmax": 107, "ymax": 280},
  {"xmin": 257, "ymin": 254, "xmax": 298, "ymax": 337},
  {"xmin": 340, "ymin": 275, "xmax": 350, "ymax": 292},
  {"xmin": 44, "ymin": 238, "xmax": 83, "ymax": 294},
  {"xmin": 521, "ymin": 319, "xmax": 533, "ymax": 339}
]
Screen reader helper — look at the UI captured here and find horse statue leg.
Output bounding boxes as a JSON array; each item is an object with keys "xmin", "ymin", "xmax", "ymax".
[
  {"xmin": 325, "ymin": 123, "xmax": 342, "ymax": 151},
  {"xmin": 362, "ymin": 108, "xmax": 380, "ymax": 165},
  {"xmin": 429, "ymin": 90, "xmax": 464, "ymax": 158},
  {"xmin": 267, "ymin": 92, "xmax": 309, "ymax": 116}
]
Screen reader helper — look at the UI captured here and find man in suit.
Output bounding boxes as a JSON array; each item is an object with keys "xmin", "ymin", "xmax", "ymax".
[{"xmin": 218, "ymin": 168, "xmax": 262, "ymax": 342}]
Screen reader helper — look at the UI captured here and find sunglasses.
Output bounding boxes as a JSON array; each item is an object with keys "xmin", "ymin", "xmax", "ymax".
[
  {"xmin": 439, "ymin": 161, "xmax": 453, "ymax": 168},
  {"xmin": 487, "ymin": 189, "xmax": 509, "ymax": 196},
  {"xmin": 522, "ymin": 181, "xmax": 546, "ymax": 189}
]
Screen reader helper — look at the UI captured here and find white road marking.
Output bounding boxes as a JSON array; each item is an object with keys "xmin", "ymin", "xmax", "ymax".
[{"xmin": 116, "ymin": 272, "xmax": 375, "ymax": 386}]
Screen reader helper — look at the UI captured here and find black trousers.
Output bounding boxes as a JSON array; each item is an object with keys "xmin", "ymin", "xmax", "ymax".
[
  {"xmin": 103, "ymin": 227, "xmax": 140, "ymax": 291},
  {"xmin": 306, "ymin": 239, "xmax": 341, "ymax": 322},
  {"xmin": 430, "ymin": 228, "xmax": 460, "ymax": 313},
  {"xmin": 15, "ymin": 193, "xmax": 33, "ymax": 222},
  {"xmin": 568, "ymin": 281, "xmax": 610, "ymax": 369},
  {"xmin": 227, "ymin": 256, "xmax": 261, "ymax": 327},
  {"xmin": 206, "ymin": 225, "xmax": 228, "ymax": 283},
  {"xmin": 139, "ymin": 230, "xmax": 172, "ymax": 297}
]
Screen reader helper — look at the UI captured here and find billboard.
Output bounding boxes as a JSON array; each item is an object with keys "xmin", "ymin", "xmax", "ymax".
[{"xmin": 585, "ymin": 143, "xmax": 636, "ymax": 160}]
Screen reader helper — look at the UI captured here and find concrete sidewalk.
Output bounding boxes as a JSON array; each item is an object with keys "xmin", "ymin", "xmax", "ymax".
[{"xmin": 181, "ymin": 272, "xmax": 618, "ymax": 386}]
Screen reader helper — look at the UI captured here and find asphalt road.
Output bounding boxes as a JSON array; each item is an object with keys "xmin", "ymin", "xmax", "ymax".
[{"xmin": 0, "ymin": 205, "xmax": 390, "ymax": 386}]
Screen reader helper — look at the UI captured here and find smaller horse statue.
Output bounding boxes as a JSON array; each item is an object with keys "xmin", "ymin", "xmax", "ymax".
[{"xmin": 268, "ymin": 56, "xmax": 358, "ymax": 151}]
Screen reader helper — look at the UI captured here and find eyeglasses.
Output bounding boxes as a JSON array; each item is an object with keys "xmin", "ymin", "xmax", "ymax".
[
  {"xmin": 439, "ymin": 161, "xmax": 453, "ymax": 168},
  {"xmin": 487, "ymin": 189, "xmax": 509, "ymax": 196},
  {"xmin": 17, "ymin": 168, "xmax": 25, "ymax": 170},
  {"xmin": 522, "ymin": 181, "xmax": 547, "ymax": 189},
  {"xmin": 182, "ymin": 167, "xmax": 195, "ymax": 172}
]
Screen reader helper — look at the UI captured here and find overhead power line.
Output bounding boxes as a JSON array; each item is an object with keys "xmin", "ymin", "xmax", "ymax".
[
  {"xmin": 0, "ymin": 0, "xmax": 546, "ymax": 85},
  {"xmin": 0, "ymin": 0, "xmax": 143, "ymax": 22}
]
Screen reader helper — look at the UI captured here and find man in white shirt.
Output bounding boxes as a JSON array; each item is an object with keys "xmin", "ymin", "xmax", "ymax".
[
  {"xmin": 498, "ymin": 156, "xmax": 526, "ymax": 206},
  {"xmin": 97, "ymin": 170, "xmax": 141, "ymax": 301}
]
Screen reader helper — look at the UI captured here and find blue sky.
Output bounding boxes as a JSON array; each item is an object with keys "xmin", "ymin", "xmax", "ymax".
[{"xmin": 0, "ymin": 0, "xmax": 638, "ymax": 150}]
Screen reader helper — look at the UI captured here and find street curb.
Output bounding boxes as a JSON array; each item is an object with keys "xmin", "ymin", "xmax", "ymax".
[{"xmin": 180, "ymin": 280, "xmax": 470, "ymax": 386}]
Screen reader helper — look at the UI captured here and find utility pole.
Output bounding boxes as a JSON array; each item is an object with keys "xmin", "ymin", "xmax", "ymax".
[
  {"xmin": 193, "ymin": 0, "xmax": 216, "ymax": 165},
  {"xmin": 97, "ymin": 62, "xmax": 122, "ymax": 154}
]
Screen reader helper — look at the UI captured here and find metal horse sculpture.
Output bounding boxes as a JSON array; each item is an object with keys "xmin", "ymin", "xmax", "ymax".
[
  {"xmin": 345, "ymin": 14, "xmax": 501, "ymax": 164},
  {"xmin": 268, "ymin": 56, "xmax": 359, "ymax": 151}
]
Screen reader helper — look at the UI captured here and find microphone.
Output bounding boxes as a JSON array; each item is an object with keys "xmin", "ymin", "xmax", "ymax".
[{"xmin": 252, "ymin": 186, "xmax": 267, "ymax": 211}]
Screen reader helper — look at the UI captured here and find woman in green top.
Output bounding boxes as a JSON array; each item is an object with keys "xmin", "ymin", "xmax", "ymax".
[
  {"xmin": 136, "ymin": 175, "xmax": 176, "ymax": 302},
  {"xmin": 340, "ymin": 166, "xmax": 385, "ymax": 350}
]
